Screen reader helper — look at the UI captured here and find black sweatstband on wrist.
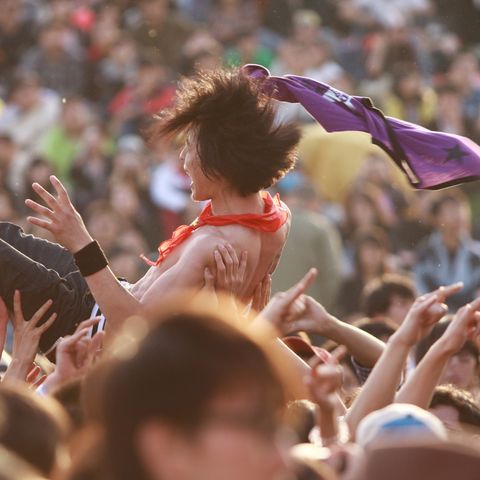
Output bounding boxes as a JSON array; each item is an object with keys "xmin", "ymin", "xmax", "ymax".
[{"xmin": 74, "ymin": 240, "xmax": 109, "ymax": 277}]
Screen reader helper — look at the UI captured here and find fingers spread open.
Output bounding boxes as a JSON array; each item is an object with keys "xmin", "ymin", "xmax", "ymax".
[
  {"xmin": 26, "ymin": 215, "xmax": 53, "ymax": 230},
  {"xmin": 29, "ymin": 297, "xmax": 54, "ymax": 328},
  {"xmin": 203, "ymin": 267, "xmax": 215, "ymax": 291},
  {"xmin": 50, "ymin": 175, "xmax": 72, "ymax": 206},
  {"xmin": 12, "ymin": 290, "xmax": 23, "ymax": 322},
  {"xmin": 32, "ymin": 182, "xmax": 59, "ymax": 209},
  {"xmin": 25, "ymin": 199, "xmax": 54, "ymax": 219},
  {"xmin": 37, "ymin": 313, "xmax": 57, "ymax": 334},
  {"xmin": 238, "ymin": 251, "xmax": 248, "ymax": 283},
  {"xmin": 225, "ymin": 244, "xmax": 238, "ymax": 277}
]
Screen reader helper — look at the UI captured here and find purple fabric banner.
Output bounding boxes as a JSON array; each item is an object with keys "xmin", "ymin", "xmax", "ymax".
[{"xmin": 243, "ymin": 64, "xmax": 480, "ymax": 190}]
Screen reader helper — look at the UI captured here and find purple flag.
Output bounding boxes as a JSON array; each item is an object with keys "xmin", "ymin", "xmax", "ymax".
[{"xmin": 243, "ymin": 64, "xmax": 480, "ymax": 190}]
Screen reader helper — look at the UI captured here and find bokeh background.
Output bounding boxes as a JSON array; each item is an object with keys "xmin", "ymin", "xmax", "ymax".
[{"xmin": 1, "ymin": 0, "xmax": 480, "ymax": 321}]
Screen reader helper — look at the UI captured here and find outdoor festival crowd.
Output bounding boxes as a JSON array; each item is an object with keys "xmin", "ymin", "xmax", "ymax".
[{"xmin": 3, "ymin": 0, "xmax": 480, "ymax": 479}]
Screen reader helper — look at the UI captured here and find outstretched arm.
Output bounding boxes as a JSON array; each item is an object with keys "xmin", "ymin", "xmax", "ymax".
[
  {"xmin": 344, "ymin": 283, "xmax": 462, "ymax": 439},
  {"xmin": 395, "ymin": 297, "xmax": 480, "ymax": 409},
  {"xmin": 4, "ymin": 291, "xmax": 57, "ymax": 384},
  {"xmin": 26, "ymin": 176, "xmax": 145, "ymax": 329},
  {"xmin": 284, "ymin": 297, "xmax": 385, "ymax": 368},
  {"xmin": 25, "ymin": 176, "xmax": 235, "ymax": 330}
]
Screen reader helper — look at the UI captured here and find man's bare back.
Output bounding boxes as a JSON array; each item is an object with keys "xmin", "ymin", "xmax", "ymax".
[
  {"xmin": 129, "ymin": 211, "xmax": 291, "ymax": 306},
  {"xmin": 25, "ymin": 67, "xmax": 301, "ymax": 332}
]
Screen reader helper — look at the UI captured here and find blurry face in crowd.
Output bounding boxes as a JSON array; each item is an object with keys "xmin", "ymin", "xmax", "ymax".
[
  {"xmin": 11, "ymin": 83, "xmax": 39, "ymax": 110},
  {"xmin": 138, "ymin": 390, "xmax": 288, "ymax": 480},
  {"xmin": 358, "ymin": 240, "xmax": 385, "ymax": 275},
  {"xmin": 439, "ymin": 350, "xmax": 478, "ymax": 390},
  {"xmin": 428, "ymin": 404, "xmax": 462, "ymax": 435},
  {"xmin": 62, "ymin": 100, "xmax": 90, "ymax": 135},
  {"xmin": 397, "ymin": 72, "xmax": 421, "ymax": 101},
  {"xmin": 385, "ymin": 294, "xmax": 414, "ymax": 326},
  {"xmin": 349, "ymin": 195, "xmax": 378, "ymax": 229},
  {"xmin": 435, "ymin": 199, "xmax": 464, "ymax": 233},
  {"xmin": 180, "ymin": 130, "xmax": 222, "ymax": 202},
  {"xmin": 39, "ymin": 27, "xmax": 65, "ymax": 53}
]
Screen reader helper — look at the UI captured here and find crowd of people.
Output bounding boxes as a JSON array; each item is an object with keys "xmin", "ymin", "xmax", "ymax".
[{"xmin": 2, "ymin": 0, "xmax": 480, "ymax": 479}]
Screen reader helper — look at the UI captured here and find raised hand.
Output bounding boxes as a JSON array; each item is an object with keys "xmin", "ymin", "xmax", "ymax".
[
  {"xmin": 25, "ymin": 175, "xmax": 93, "ymax": 253},
  {"xmin": 201, "ymin": 245, "xmax": 248, "ymax": 309},
  {"xmin": 437, "ymin": 296, "xmax": 480, "ymax": 355},
  {"xmin": 394, "ymin": 296, "xmax": 480, "ymax": 409},
  {"xmin": 255, "ymin": 268, "xmax": 317, "ymax": 336},
  {"xmin": 284, "ymin": 296, "xmax": 334, "ymax": 337},
  {"xmin": 249, "ymin": 273, "xmax": 272, "ymax": 319},
  {"xmin": 41, "ymin": 319, "xmax": 104, "ymax": 394},
  {"xmin": 0, "ymin": 296, "xmax": 10, "ymax": 366},
  {"xmin": 214, "ymin": 244, "xmax": 247, "ymax": 297},
  {"xmin": 394, "ymin": 282, "xmax": 463, "ymax": 347},
  {"xmin": 306, "ymin": 346, "xmax": 347, "ymax": 414},
  {"xmin": 4, "ymin": 291, "xmax": 57, "ymax": 383}
]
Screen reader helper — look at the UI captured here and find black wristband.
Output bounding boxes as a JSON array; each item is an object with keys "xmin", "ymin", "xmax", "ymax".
[{"xmin": 74, "ymin": 240, "xmax": 109, "ymax": 277}]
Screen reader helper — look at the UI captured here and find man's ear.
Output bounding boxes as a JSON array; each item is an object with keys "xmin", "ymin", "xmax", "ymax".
[{"xmin": 136, "ymin": 420, "xmax": 192, "ymax": 480}]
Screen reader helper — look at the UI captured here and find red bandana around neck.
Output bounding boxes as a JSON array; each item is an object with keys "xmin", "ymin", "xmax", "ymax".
[{"xmin": 141, "ymin": 191, "xmax": 288, "ymax": 267}]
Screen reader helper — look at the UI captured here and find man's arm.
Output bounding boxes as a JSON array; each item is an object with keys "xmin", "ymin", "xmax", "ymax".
[
  {"xmin": 395, "ymin": 297, "xmax": 480, "ymax": 409},
  {"xmin": 139, "ymin": 234, "xmax": 227, "ymax": 318},
  {"xmin": 344, "ymin": 283, "xmax": 462, "ymax": 439},
  {"xmin": 25, "ymin": 176, "xmax": 222, "ymax": 330}
]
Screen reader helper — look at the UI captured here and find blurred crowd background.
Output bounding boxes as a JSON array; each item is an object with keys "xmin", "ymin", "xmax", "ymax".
[{"xmin": 2, "ymin": 0, "xmax": 480, "ymax": 326}]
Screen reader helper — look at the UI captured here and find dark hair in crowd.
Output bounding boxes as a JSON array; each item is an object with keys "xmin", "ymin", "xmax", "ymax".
[
  {"xmin": 152, "ymin": 67, "xmax": 301, "ymax": 196},
  {"xmin": 430, "ymin": 189, "xmax": 468, "ymax": 216},
  {"xmin": 430, "ymin": 384, "xmax": 480, "ymax": 429},
  {"xmin": 0, "ymin": 385, "xmax": 69, "ymax": 476},
  {"xmin": 101, "ymin": 311, "xmax": 285, "ymax": 480},
  {"xmin": 362, "ymin": 273, "xmax": 416, "ymax": 318},
  {"xmin": 355, "ymin": 317, "xmax": 398, "ymax": 341},
  {"xmin": 416, "ymin": 317, "xmax": 480, "ymax": 365}
]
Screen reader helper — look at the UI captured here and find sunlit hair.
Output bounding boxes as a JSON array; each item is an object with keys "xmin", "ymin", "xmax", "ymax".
[
  {"xmin": 101, "ymin": 311, "xmax": 286, "ymax": 480},
  {"xmin": 151, "ymin": 67, "xmax": 301, "ymax": 196}
]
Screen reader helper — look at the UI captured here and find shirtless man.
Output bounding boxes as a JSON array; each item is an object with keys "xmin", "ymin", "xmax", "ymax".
[{"xmin": 0, "ymin": 67, "xmax": 301, "ymax": 357}]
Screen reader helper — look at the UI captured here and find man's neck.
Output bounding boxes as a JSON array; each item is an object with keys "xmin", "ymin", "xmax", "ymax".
[{"xmin": 210, "ymin": 191, "xmax": 265, "ymax": 216}]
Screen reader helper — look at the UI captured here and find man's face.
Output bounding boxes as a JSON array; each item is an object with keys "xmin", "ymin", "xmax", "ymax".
[
  {"xmin": 184, "ymin": 394, "xmax": 288, "ymax": 480},
  {"xmin": 436, "ymin": 199, "xmax": 463, "ymax": 232},
  {"xmin": 439, "ymin": 350, "xmax": 478, "ymax": 390},
  {"xmin": 180, "ymin": 131, "xmax": 220, "ymax": 202},
  {"xmin": 385, "ymin": 294, "xmax": 414, "ymax": 326},
  {"xmin": 141, "ymin": 391, "xmax": 289, "ymax": 480}
]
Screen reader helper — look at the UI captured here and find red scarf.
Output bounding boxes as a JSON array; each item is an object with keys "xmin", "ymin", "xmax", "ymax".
[{"xmin": 141, "ymin": 191, "xmax": 288, "ymax": 267}]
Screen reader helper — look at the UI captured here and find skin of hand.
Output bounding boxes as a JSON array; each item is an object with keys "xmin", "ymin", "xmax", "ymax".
[
  {"xmin": 285, "ymin": 297, "xmax": 385, "ymax": 368},
  {"xmin": 435, "ymin": 296, "xmax": 480, "ymax": 355},
  {"xmin": 0, "ymin": 296, "xmax": 10, "ymax": 367},
  {"xmin": 395, "ymin": 296, "xmax": 480, "ymax": 409},
  {"xmin": 42, "ymin": 318, "xmax": 104, "ymax": 393},
  {"xmin": 306, "ymin": 346, "xmax": 347, "ymax": 443},
  {"xmin": 3, "ymin": 291, "xmax": 57, "ymax": 383},
  {"xmin": 201, "ymin": 244, "xmax": 248, "ymax": 310},
  {"xmin": 253, "ymin": 268, "xmax": 317, "ymax": 337},
  {"xmin": 25, "ymin": 176, "xmax": 93, "ymax": 253},
  {"xmin": 306, "ymin": 346, "xmax": 347, "ymax": 414},
  {"xmin": 249, "ymin": 273, "xmax": 272, "ymax": 319},
  {"xmin": 392, "ymin": 282, "xmax": 463, "ymax": 347},
  {"xmin": 344, "ymin": 283, "xmax": 464, "ymax": 438}
]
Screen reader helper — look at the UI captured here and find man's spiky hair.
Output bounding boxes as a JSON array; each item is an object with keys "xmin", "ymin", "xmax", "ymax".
[{"xmin": 152, "ymin": 68, "xmax": 301, "ymax": 197}]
